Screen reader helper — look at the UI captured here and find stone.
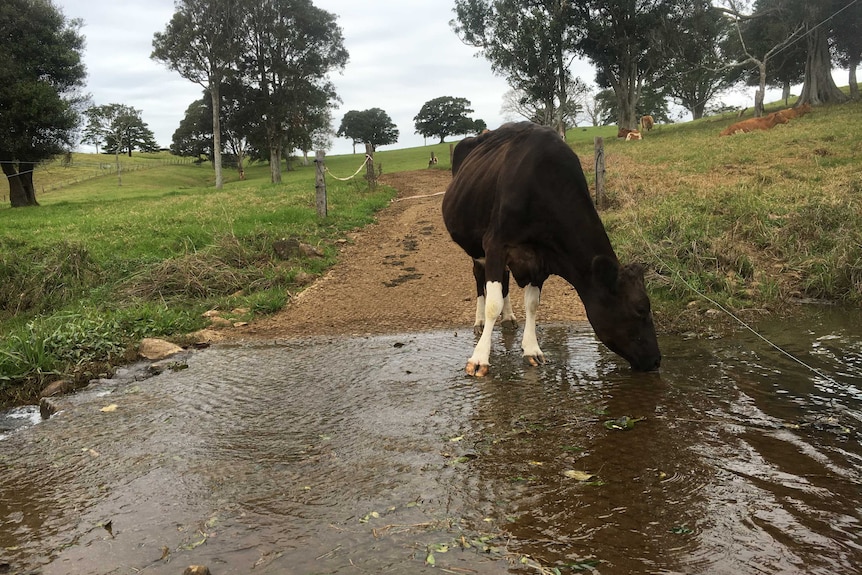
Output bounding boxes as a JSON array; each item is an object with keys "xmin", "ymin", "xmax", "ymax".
[
  {"xmin": 40, "ymin": 379, "xmax": 72, "ymax": 398},
  {"xmin": 139, "ymin": 338, "xmax": 184, "ymax": 361}
]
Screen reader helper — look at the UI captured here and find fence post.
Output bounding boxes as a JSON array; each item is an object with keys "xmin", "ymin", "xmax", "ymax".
[
  {"xmin": 314, "ymin": 150, "xmax": 327, "ymax": 218},
  {"xmin": 364, "ymin": 143, "xmax": 376, "ymax": 189},
  {"xmin": 594, "ymin": 136, "xmax": 605, "ymax": 208},
  {"xmin": 449, "ymin": 143, "xmax": 454, "ymax": 165}
]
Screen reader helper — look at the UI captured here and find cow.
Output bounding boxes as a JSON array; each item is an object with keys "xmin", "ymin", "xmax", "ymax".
[
  {"xmin": 776, "ymin": 102, "xmax": 812, "ymax": 121},
  {"xmin": 617, "ymin": 127, "xmax": 638, "ymax": 139},
  {"xmin": 625, "ymin": 130, "xmax": 642, "ymax": 141},
  {"xmin": 441, "ymin": 122, "xmax": 662, "ymax": 376},
  {"xmin": 640, "ymin": 115, "xmax": 655, "ymax": 132},
  {"xmin": 719, "ymin": 111, "xmax": 789, "ymax": 136}
]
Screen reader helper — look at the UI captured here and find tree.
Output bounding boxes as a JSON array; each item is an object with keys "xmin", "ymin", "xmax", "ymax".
[
  {"xmin": 732, "ymin": 0, "xmax": 806, "ymax": 106},
  {"xmin": 171, "ymin": 98, "xmax": 213, "ymax": 159},
  {"xmin": 238, "ymin": 0, "xmax": 348, "ymax": 183},
  {"xmin": 152, "ymin": 0, "xmax": 242, "ymax": 190},
  {"xmin": 500, "ymin": 79, "xmax": 588, "ymax": 128},
  {"xmin": 577, "ymin": 0, "xmax": 686, "ymax": 130},
  {"xmin": 452, "ymin": 0, "xmax": 582, "ymax": 137},
  {"xmin": 833, "ymin": 0, "xmax": 862, "ymax": 100},
  {"xmin": 659, "ymin": 1, "xmax": 744, "ymax": 119},
  {"xmin": 83, "ymin": 104, "xmax": 154, "ymax": 185},
  {"xmin": 336, "ymin": 108, "xmax": 399, "ymax": 153},
  {"xmin": 414, "ymin": 96, "xmax": 481, "ymax": 143},
  {"xmin": 0, "ymin": 0, "xmax": 86, "ymax": 207},
  {"xmin": 792, "ymin": 0, "xmax": 847, "ymax": 106}
]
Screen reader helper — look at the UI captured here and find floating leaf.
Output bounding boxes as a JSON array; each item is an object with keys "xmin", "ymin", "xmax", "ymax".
[
  {"xmin": 449, "ymin": 435, "xmax": 464, "ymax": 442},
  {"xmin": 528, "ymin": 460, "xmax": 543, "ymax": 466},
  {"xmin": 670, "ymin": 525, "xmax": 694, "ymax": 534},
  {"xmin": 563, "ymin": 470, "xmax": 596, "ymax": 482},
  {"xmin": 603, "ymin": 416, "xmax": 644, "ymax": 430},
  {"xmin": 100, "ymin": 404, "xmax": 118, "ymax": 413},
  {"xmin": 425, "ymin": 551, "xmax": 435, "ymax": 566}
]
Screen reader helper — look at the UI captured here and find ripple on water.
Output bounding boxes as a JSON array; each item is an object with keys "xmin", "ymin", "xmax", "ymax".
[{"xmin": 1, "ymin": 318, "xmax": 862, "ymax": 574}]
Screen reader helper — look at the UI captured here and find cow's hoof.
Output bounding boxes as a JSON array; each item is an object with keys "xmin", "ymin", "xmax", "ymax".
[
  {"xmin": 500, "ymin": 319, "xmax": 518, "ymax": 331},
  {"xmin": 473, "ymin": 324, "xmax": 483, "ymax": 336},
  {"xmin": 525, "ymin": 354, "xmax": 545, "ymax": 367},
  {"xmin": 466, "ymin": 361, "xmax": 489, "ymax": 377}
]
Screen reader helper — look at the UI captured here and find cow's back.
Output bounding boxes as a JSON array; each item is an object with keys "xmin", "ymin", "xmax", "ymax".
[{"xmin": 442, "ymin": 122, "xmax": 592, "ymax": 259}]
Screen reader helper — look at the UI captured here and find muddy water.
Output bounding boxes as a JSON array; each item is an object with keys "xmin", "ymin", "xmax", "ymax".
[{"xmin": 2, "ymin": 309, "xmax": 861, "ymax": 575}]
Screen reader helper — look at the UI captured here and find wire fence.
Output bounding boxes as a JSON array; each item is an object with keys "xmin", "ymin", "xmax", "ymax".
[{"xmin": 1, "ymin": 156, "xmax": 197, "ymax": 199}]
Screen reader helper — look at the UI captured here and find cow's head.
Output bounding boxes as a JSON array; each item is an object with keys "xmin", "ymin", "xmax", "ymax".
[{"xmin": 585, "ymin": 256, "xmax": 661, "ymax": 371}]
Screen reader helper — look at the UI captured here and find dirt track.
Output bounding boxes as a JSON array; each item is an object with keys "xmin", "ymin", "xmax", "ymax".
[{"xmin": 226, "ymin": 169, "xmax": 586, "ymax": 341}]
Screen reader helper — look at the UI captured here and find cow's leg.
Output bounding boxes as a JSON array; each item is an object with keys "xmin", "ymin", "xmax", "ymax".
[
  {"xmin": 473, "ymin": 259, "xmax": 516, "ymax": 335},
  {"xmin": 521, "ymin": 284, "xmax": 545, "ymax": 366},
  {"xmin": 499, "ymin": 270, "xmax": 517, "ymax": 330},
  {"xmin": 472, "ymin": 259, "xmax": 486, "ymax": 336},
  {"xmin": 467, "ymin": 280, "xmax": 503, "ymax": 377}
]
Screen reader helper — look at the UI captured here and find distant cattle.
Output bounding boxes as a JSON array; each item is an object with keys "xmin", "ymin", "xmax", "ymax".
[
  {"xmin": 640, "ymin": 115, "xmax": 655, "ymax": 131},
  {"xmin": 776, "ymin": 103, "xmax": 812, "ymax": 121},
  {"xmin": 625, "ymin": 130, "xmax": 642, "ymax": 141},
  {"xmin": 719, "ymin": 111, "xmax": 789, "ymax": 136},
  {"xmin": 618, "ymin": 127, "xmax": 638, "ymax": 139},
  {"xmin": 441, "ymin": 122, "xmax": 662, "ymax": 376},
  {"xmin": 720, "ymin": 103, "xmax": 812, "ymax": 136}
]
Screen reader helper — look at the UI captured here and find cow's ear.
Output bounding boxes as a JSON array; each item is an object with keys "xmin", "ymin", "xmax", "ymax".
[{"xmin": 592, "ymin": 255, "xmax": 619, "ymax": 292}]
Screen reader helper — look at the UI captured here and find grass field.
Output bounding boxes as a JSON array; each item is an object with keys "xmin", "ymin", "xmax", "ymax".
[{"xmin": 1, "ymin": 95, "xmax": 861, "ymax": 404}]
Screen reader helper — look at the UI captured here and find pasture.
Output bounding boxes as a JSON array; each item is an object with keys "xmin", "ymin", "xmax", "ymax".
[{"xmin": 1, "ymin": 96, "xmax": 861, "ymax": 402}]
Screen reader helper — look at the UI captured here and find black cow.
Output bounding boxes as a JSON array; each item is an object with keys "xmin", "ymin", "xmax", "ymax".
[{"xmin": 442, "ymin": 122, "xmax": 661, "ymax": 376}]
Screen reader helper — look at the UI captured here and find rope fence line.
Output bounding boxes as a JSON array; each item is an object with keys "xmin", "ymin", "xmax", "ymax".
[{"xmin": 323, "ymin": 154, "xmax": 372, "ymax": 181}]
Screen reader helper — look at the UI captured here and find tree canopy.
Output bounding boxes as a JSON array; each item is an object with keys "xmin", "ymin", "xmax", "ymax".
[
  {"xmin": 152, "ymin": 0, "xmax": 242, "ymax": 189},
  {"xmin": 336, "ymin": 109, "xmax": 399, "ymax": 153},
  {"xmin": 155, "ymin": 0, "xmax": 348, "ymax": 184},
  {"xmin": 414, "ymin": 97, "xmax": 484, "ymax": 143},
  {"xmin": 83, "ymin": 104, "xmax": 159, "ymax": 157},
  {"xmin": 0, "ymin": 0, "xmax": 86, "ymax": 207},
  {"xmin": 452, "ymin": 0, "xmax": 582, "ymax": 136}
]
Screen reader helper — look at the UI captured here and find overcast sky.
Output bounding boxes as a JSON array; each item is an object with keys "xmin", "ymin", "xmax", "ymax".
[{"xmin": 59, "ymin": 0, "xmax": 801, "ymax": 157}]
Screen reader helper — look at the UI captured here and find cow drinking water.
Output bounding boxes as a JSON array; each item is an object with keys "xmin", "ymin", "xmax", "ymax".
[{"xmin": 442, "ymin": 122, "xmax": 661, "ymax": 376}]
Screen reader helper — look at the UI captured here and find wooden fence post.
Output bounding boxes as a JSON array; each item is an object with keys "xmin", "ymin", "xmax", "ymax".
[
  {"xmin": 314, "ymin": 150, "xmax": 327, "ymax": 218},
  {"xmin": 449, "ymin": 143, "xmax": 454, "ymax": 166},
  {"xmin": 365, "ymin": 143, "xmax": 376, "ymax": 189},
  {"xmin": 594, "ymin": 136, "xmax": 605, "ymax": 208}
]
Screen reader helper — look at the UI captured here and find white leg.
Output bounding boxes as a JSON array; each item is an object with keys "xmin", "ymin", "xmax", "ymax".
[
  {"xmin": 467, "ymin": 281, "xmax": 503, "ymax": 376},
  {"xmin": 473, "ymin": 295, "xmax": 485, "ymax": 335},
  {"xmin": 521, "ymin": 284, "xmax": 544, "ymax": 366}
]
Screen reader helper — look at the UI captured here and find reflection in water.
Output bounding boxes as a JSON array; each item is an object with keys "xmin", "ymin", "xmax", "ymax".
[{"xmin": 1, "ymin": 309, "xmax": 861, "ymax": 574}]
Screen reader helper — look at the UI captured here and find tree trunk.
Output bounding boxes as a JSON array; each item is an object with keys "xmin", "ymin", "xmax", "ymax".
[
  {"xmin": 798, "ymin": 28, "xmax": 847, "ymax": 105},
  {"xmin": 754, "ymin": 60, "xmax": 767, "ymax": 117},
  {"xmin": 849, "ymin": 57, "xmax": 859, "ymax": 101},
  {"xmin": 269, "ymin": 144, "xmax": 282, "ymax": 184},
  {"xmin": 210, "ymin": 78, "xmax": 224, "ymax": 190},
  {"xmin": 611, "ymin": 68, "xmax": 639, "ymax": 130},
  {"xmin": 2, "ymin": 162, "xmax": 38, "ymax": 207}
]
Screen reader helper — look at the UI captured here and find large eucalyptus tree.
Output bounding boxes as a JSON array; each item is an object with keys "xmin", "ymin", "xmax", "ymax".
[{"xmin": 152, "ymin": 0, "xmax": 243, "ymax": 190}]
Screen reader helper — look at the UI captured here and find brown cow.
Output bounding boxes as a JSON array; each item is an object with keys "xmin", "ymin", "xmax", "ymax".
[
  {"xmin": 442, "ymin": 122, "xmax": 661, "ymax": 376},
  {"xmin": 719, "ymin": 111, "xmax": 789, "ymax": 136},
  {"xmin": 625, "ymin": 130, "xmax": 643, "ymax": 141},
  {"xmin": 776, "ymin": 103, "xmax": 812, "ymax": 121},
  {"xmin": 640, "ymin": 115, "xmax": 654, "ymax": 131},
  {"xmin": 617, "ymin": 127, "xmax": 638, "ymax": 139}
]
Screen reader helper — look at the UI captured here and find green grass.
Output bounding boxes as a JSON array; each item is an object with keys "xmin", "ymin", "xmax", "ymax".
[{"xmin": 2, "ymin": 95, "xmax": 861, "ymax": 404}]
